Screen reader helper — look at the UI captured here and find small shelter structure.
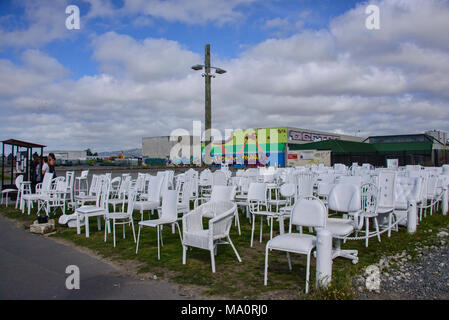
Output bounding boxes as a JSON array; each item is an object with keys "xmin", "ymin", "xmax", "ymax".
[{"xmin": 1, "ymin": 139, "xmax": 46, "ymax": 190}]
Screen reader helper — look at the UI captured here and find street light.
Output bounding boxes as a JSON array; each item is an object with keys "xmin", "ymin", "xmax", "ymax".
[{"xmin": 191, "ymin": 44, "xmax": 226, "ymax": 166}]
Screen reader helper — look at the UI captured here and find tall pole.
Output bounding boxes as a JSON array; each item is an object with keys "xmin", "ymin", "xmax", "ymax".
[{"xmin": 204, "ymin": 44, "xmax": 212, "ymax": 166}]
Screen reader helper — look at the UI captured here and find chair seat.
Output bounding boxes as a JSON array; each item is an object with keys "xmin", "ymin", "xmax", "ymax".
[
  {"xmin": 75, "ymin": 195, "xmax": 97, "ymax": 201},
  {"xmin": 327, "ymin": 218, "xmax": 354, "ymax": 236},
  {"xmin": 139, "ymin": 218, "xmax": 177, "ymax": 227},
  {"xmin": 109, "ymin": 198, "xmax": 126, "ymax": 205},
  {"xmin": 105, "ymin": 213, "xmax": 131, "ymax": 220},
  {"xmin": 134, "ymin": 201, "xmax": 159, "ymax": 211},
  {"xmin": 267, "ymin": 233, "xmax": 316, "ymax": 253},
  {"xmin": 1, "ymin": 189, "xmax": 17, "ymax": 194},
  {"xmin": 76, "ymin": 205, "xmax": 105, "ymax": 214},
  {"xmin": 377, "ymin": 206, "xmax": 394, "ymax": 214},
  {"xmin": 252, "ymin": 210, "xmax": 277, "ymax": 217},
  {"xmin": 22, "ymin": 194, "xmax": 41, "ymax": 200}
]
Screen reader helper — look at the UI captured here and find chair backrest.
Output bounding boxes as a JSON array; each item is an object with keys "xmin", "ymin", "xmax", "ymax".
[
  {"xmin": 210, "ymin": 185, "xmax": 236, "ymax": 202},
  {"xmin": 247, "ymin": 183, "xmax": 267, "ymax": 203},
  {"xmin": 160, "ymin": 189, "xmax": 178, "ymax": 221},
  {"xmin": 337, "ymin": 175, "xmax": 362, "ymax": 187},
  {"xmin": 208, "ymin": 201, "xmax": 237, "ymax": 238},
  {"xmin": 297, "ymin": 173, "xmax": 315, "ymax": 198},
  {"xmin": 280, "ymin": 183, "xmax": 296, "ymax": 198},
  {"xmin": 212, "ymin": 171, "xmax": 227, "ymax": 186},
  {"xmin": 65, "ymin": 171, "xmax": 75, "ymax": 189},
  {"xmin": 328, "ymin": 183, "xmax": 361, "ymax": 213},
  {"xmin": 147, "ymin": 175, "xmax": 164, "ymax": 203},
  {"xmin": 427, "ymin": 176, "xmax": 438, "ymax": 197},
  {"xmin": 80, "ymin": 170, "xmax": 89, "ymax": 179},
  {"xmin": 377, "ymin": 170, "xmax": 397, "ymax": 208},
  {"xmin": 111, "ymin": 176, "xmax": 121, "ymax": 186},
  {"xmin": 89, "ymin": 174, "xmax": 99, "ymax": 195},
  {"xmin": 126, "ymin": 187, "xmax": 137, "ymax": 215},
  {"xmin": 15, "ymin": 174, "xmax": 24, "ymax": 189},
  {"xmin": 395, "ymin": 177, "xmax": 421, "ymax": 205},
  {"xmin": 41, "ymin": 172, "xmax": 53, "ymax": 193},
  {"xmin": 289, "ymin": 197, "xmax": 327, "ymax": 231},
  {"xmin": 361, "ymin": 183, "xmax": 378, "ymax": 215},
  {"xmin": 97, "ymin": 176, "xmax": 110, "ymax": 209}
]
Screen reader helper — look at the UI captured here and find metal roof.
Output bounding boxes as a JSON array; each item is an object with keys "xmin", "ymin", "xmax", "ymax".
[{"xmin": 1, "ymin": 139, "xmax": 46, "ymax": 148}]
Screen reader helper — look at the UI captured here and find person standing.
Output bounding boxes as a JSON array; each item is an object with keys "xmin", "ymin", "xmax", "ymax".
[
  {"xmin": 41, "ymin": 156, "xmax": 49, "ymax": 177},
  {"xmin": 48, "ymin": 153, "xmax": 57, "ymax": 178}
]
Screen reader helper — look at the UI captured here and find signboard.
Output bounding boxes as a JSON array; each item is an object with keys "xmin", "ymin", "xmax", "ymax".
[{"xmin": 288, "ymin": 130, "xmax": 340, "ymax": 142}]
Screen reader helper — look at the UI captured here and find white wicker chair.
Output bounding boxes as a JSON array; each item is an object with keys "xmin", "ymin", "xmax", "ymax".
[{"xmin": 182, "ymin": 201, "xmax": 241, "ymax": 273}]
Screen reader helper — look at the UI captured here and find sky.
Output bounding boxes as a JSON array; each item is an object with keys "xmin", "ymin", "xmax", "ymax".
[{"xmin": 0, "ymin": 0, "xmax": 448, "ymax": 152}]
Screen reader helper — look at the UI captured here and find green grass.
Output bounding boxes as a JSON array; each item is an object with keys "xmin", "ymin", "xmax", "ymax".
[{"xmin": 1, "ymin": 202, "xmax": 448, "ymax": 300}]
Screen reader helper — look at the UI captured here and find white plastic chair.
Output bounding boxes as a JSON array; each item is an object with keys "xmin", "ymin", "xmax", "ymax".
[
  {"xmin": 134, "ymin": 175, "xmax": 164, "ymax": 221},
  {"xmin": 182, "ymin": 201, "xmax": 241, "ymax": 273},
  {"xmin": 104, "ymin": 186, "xmax": 137, "ymax": 247},
  {"xmin": 136, "ymin": 190, "xmax": 182, "ymax": 260},
  {"xmin": 326, "ymin": 183, "xmax": 362, "ymax": 264},
  {"xmin": 1, "ymin": 175, "xmax": 22, "ymax": 207},
  {"xmin": 247, "ymin": 183, "xmax": 278, "ymax": 247},
  {"xmin": 22, "ymin": 172, "xmax": 53, "ymax": 215},
  {"xmin": 264, "ymin": 196, "xmax": 327, "ymax": 293},
  {"xmin": 75, "ymin": 170, "xmax": 89, "ymax": 196},
  {"xmin": 76, "ymin": 175, "xmax": 110, "ymax": 237}
]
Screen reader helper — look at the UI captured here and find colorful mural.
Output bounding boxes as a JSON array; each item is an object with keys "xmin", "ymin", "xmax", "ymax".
[{"xmin": 205, "ymin": 127, "xmax": 287, "ymax": 167}]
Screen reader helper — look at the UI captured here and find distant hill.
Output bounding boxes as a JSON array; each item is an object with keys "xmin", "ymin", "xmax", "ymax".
[{"xmin": 98, "ymin": 148, "xmax": 142, "ymax": 158}]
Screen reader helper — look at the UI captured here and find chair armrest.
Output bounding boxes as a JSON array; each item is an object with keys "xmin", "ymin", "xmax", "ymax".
[{"xmin": 182, "ymin": 210, "xmax": 204, "ymax": 234}]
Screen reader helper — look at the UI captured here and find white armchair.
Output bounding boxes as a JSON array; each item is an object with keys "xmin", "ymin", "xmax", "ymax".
[{"xmin": 182, "ymin": 201, "xmax": 241, "ymax": 273}]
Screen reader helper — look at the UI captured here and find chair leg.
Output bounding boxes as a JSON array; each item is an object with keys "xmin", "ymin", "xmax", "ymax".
[
  {"xmin": 182, "ymin": 245, "xmax": 187, "ymax": 265},
  {"xmin": 260, "ymin": 216, "xmax": 263, "ymax": 243},
  {"xmin": 104, "ymin": 218, "xmax": 108, "ymax": 242},
  {"xmin": 131, "ymin": 219, "xmax": 136, "ymax": 243},
  {"xmin": 264, "ymin": 244, "xmax": 269, "ymax": 286},
  {"xmin": 365, "ymin": 217, "xmax": 369, "ymax": 248},
  {"xmin": 157, "ymin": 225, "xmax": 160, "ymax": 260},
  {"xmin": 227, "ymin": 236, "xmax": 242, "ymax": 262},
  {"xmin": 305, "ymin": 252, "xmax": 311, "ymax": 294},
  {"xmin": 136, "ymin": 225, "xmax": 141, "ymax": 254},
  {"xmin": 112, "ymin": 219, "xmax": 116, "ymax": 247},
  {"xmin": 374, "ymin": 218, "xmax": 381, "ymax": 242},
  {"xmin": 250, "ymin": 214, "xmax": 255, "ymax": 247},
  {"xmin": 210, "ymin": 249, "xmax": 216, "ymax": 273},
  {"xmin": 85, "ymin": 217, "xmax": 90, "ymax": 237},
  {"xmin": 286, "ymin": 252, "xmax": 292, "ymax": 271}
]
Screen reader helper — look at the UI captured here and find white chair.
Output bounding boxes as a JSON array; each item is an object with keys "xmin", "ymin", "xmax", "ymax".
[
  {"xmin": 1, "ymin": 175, "xmax": 22, "ymax": 207},
  {"xmin": 182, "ymin": 201, "xmax": 241, "ymax": 273},
  {"xmin": 376, "ymin": 170, "xmax": 397, "ymax": 237},
  {"xmin": 247, "ymin": 183, "xmax": 278, "ymax": 247},
  {"xmin": 264, "ymin": 196, "xmax": 327, "ymax": 293},
  {"xmin": 76, "ymin": 176, "xmax": 110, "ymax": 237},
  {"xmin": 104, "ymin": 186, "xmax": 137, "ymax": 247},
  {"xmin": 136, "ymin": 190, "xmax": 182, "ymax": 259},
  {"xmin": 22, "ymin": 172, "xmax": 53, "ymax": 215},
  {"xmin": 134, "ymin": 175, "xmax": 163, "ymax": 221},
  {"xmin": 326, "ymin": 183, "xmax": 362, "ymax": 264},
  {"xmin": 75, "ymin": 170, "xmax": 89, "ymax": 196},
  {"xmin": 74, "ymin": 174, "xmax": 100, "ymax": 207},
  {"xmin": 195, "ymin": 185, "xmax": 240, "ymax": 235},
  {"xmin": 38, "ymin": 177, "xmax": 67, "ymax": 216},
  {"xmin": 109, "ymin": 176, "xmax": 122, "ymax": 198},
  {"xmin": 109, "ymin": 175, "xmax": 131, "ymax": 212},
  {"xmin": 297, "ymin": 173, "xmax": 315, "ymax": 198},
  {"xmin": 65, "ymin": 171, "xmax": 75, "ymax": 210}
]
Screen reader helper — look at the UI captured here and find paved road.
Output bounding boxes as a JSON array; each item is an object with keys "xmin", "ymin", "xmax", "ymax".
[{"xmin": 0, "ymin": 215, "xmax": 188, "ymax": 300}]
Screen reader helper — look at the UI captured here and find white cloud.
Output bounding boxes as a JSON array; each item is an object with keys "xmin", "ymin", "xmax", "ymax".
[{"xmin": 1, "ymin": 0, "xmax": 449, "ymax": 151}]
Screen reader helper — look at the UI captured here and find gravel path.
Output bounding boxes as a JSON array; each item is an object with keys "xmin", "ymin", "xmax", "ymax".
[{"xmin": 356, "ymin": 231, "xmax": 449, "ymax": 300}]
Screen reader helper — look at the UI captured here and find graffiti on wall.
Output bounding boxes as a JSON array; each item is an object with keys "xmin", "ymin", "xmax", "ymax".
[{"xmin": 288, "ymin": 130, "xmax": 340, "ymax": 142}]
